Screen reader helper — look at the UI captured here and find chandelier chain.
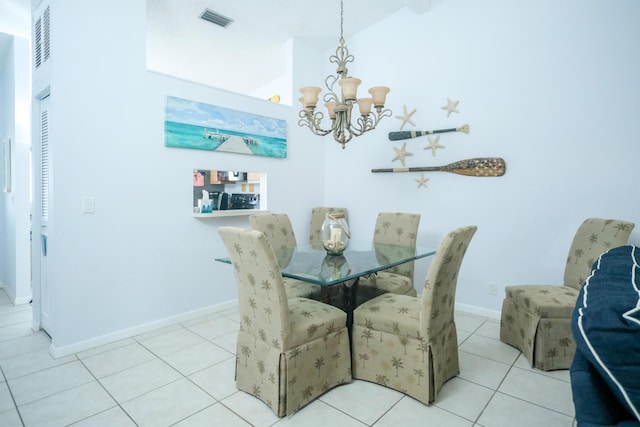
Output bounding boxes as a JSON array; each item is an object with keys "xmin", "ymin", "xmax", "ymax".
[{"xmin": 340, "ymin": 0, "xmax": 344, "ymax": 41}]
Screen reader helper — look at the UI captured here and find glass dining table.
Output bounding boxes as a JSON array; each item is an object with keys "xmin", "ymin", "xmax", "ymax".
[{"xmin": 215, "ymin": 241, "xmax": 436, "ymax": 326}]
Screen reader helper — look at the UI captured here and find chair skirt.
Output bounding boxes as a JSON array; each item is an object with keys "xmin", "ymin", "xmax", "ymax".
[
  {"xmin": 500, "ymin": 297, "xmax": 576, "ymax": 370},
  {"xmin": 351, "ymin": 312, "xmax": 458, "ymax": 405},
  {"xmin": 235, "ymin": 328, "xmax": 351, "ymax": 417}
]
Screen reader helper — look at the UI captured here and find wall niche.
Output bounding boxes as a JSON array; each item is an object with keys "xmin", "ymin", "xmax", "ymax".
[{"xmin": 193, "ymin": 169, "xmax": 268, "ymax": 217}]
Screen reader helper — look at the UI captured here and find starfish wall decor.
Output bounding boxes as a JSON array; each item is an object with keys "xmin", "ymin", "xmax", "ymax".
[
  {"xmin": 441, "ymin": 98, "xmax": 459, "ymax": 117},
  {"xmin": 380, "ymin": 99, "xmax": 485, "ymax": 189},
  {"xmin": 415, "ymin": 174, "xmax": 429, "ymax": 188},
  {"xmin": 391, "ymin": 142, "xmax": 413, "ymax": 166},
  {"xmin": 394, "ymin": 105, "xmax": 417, "ymax": 130},
  {"xmin": 424, "ymin": 135, "xmax": 445, "ymax": 157}
]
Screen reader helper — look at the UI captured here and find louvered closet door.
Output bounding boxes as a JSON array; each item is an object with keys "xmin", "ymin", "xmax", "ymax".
[
  {"xmin": 39, "ymin": 95, "xmax": 52, "ymax": 336},
  {"xmin": 33, "ymin": 2, "xmax": 53, "ymax": 336}
]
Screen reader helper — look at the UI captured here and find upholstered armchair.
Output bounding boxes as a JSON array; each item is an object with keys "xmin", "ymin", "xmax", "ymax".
[
  {"xmin": 358, "ymin": 212, "xmax": 421, "ymax": 297},
  {"xmin": 249, "ymin": 213, "xmax": 320, "ymax": 299},
  {"xmin": 500, "ymin": 218, "xmax": 635, "ymax": 371},
  {"xmin": 218, "ymin": 226, "xmax": 352, "ymax": 417},
  {"xmin": 351, "ymin": 225, "xmax": 477, "ymax": 405},
  {"xmin": 309, "ymin": 207, "xmax": 349, "ymax": 250}
]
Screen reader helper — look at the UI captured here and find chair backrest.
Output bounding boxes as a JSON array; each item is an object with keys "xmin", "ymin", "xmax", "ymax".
[
  {"xmin": 249, "ymin": 213, "xmax": 297, "ymax": 253},
  {"xmin": 373, "ymin": 212, "xmax": 421, "ymax": 277},
  {"xmin": 563, "ymin": 218, "xmax": 635, "ymax": 290},
  {"xmin": 217, "ymin": 226, "xmax": 291, "ymax": 350},
  {"xmin": 309, "ymin": 207, "xmax": 349, "ymax": 249},
  {"xmin": 420, "ymin": 226, "xmax": 477, "ymax": 335}
]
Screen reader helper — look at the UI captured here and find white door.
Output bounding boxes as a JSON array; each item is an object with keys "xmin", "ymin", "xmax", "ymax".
[
  {"xmin": 37, "ymin": 95, "xmax": 52, "ymax": 336},
  {"xmin": 31, "ymin": 2, "xmax": 53, "ymax": 336}
]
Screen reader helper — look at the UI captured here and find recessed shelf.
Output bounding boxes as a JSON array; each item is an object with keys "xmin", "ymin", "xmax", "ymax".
[{"xmin": 193, "ymin": 209, "xmax": 270, "ymax": 218}]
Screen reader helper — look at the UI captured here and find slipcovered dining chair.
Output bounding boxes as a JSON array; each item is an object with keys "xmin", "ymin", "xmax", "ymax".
[
  {"xmin": 351, "ymin": 225, "xmax": 477, "ymax": 405},
  {"xmin": 500, "ymin": 218, "xmax": 635, "ymax": 371},
  {"xmin": 309, "ymin": 207, "xmax": 349, "ymax": 250},
  {"xmin": 249, "ymin": 213, "xmax": 320, "ymax": 299},
  {"xmin": 358, "ymin": 212, "xmax": 421, "ymax": 297},
  {"xmin": 218, "ymin": 226, "xmax": 352, "ymax": 417}
]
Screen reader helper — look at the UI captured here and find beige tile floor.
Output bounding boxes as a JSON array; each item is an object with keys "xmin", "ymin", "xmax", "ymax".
[{"xmin": 0, "ymin": 289, "xmax": 577, "ymax": 426}]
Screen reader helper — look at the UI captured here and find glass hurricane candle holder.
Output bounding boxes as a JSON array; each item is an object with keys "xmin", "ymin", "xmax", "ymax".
[{"xmin": 321, "ymin": 213, "xmax": 351, "ymax": 256}]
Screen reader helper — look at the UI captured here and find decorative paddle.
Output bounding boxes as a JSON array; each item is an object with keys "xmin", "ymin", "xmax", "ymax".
[
  {"xmin": 371, "ymin": 157, "xmax": 506, "ymax": 177},
  {"xmin": 388, "ymin": 124, "xmax": 469, "ymax": 141}
]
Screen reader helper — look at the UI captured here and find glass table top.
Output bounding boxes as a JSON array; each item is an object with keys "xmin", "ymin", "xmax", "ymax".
[{"xmin": 216, "ymin": 241, "xmax": 436, "ymax": 286}]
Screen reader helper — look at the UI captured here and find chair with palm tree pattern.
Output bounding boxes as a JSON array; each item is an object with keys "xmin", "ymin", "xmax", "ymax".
[
  {"xmin": 500, "ymin": 218, "xmax": 634, "ymax": 370},
  {"xmin": 249, "ymin": 213, "xmax": 321, "ymax": 299},
  {"xmin": 218, "ymin": 226, "xmax": 352, "ymax": 417},
  {"xmin": 351, "ymin": 225, "xmax": 477, "ymax": 405},
  {"xmin": 358, "ymin": 212, "xmax": 421, "ymax": 297}
]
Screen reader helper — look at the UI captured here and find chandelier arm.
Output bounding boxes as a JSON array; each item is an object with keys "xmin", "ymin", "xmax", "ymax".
[
  {"xmin": 298, "ymin": 109, "xmax": 333, "ymax": 136},
  {"xmin": 368, "ymin": 107, "xmax": 393, "ymax": 128},
  {"xmin": 323, "ymin": 75, "xmax": 340, "ymax": 103},
  {"xmin": 349, "ymin": 116, "xmax": 373, "ymax": 137}
]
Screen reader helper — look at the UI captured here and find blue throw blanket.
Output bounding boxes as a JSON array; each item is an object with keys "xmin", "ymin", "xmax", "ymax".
[{"xmin": 571, "ymin": 245, "xmax": 640, "ymax": 426}]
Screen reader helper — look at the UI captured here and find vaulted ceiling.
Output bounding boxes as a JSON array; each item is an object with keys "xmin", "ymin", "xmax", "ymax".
[
  {"xmin": 1, "ymin": 1, "xmax": 431, "ymax": 100},
  {"xmin": 146, "ymin": 0, "xmax": 431, "ymax": 99}
]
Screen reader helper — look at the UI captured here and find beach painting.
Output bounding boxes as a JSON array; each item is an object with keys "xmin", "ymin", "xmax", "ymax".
[{"xmin": 164, "ymin": 95, "xmax": 287, "ymax": 158}]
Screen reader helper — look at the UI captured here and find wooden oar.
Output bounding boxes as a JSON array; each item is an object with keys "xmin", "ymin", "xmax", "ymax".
[
  {"xmin": 371, "ymin": 157, "xmax": 506, "ymax": 177},
  {"xmin": 388, "ymin": 124, "xmax": 469, "ymax": 141}
]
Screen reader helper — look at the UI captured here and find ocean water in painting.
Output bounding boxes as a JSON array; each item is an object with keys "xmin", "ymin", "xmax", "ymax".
[{"xmin": 164, "ymin": 96, "xmax": 287, "ymax": 158}]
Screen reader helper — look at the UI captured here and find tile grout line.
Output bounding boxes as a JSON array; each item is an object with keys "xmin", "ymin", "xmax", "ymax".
[
  {"xmin": 74, "ymin": 354, "xmax": 143, "ymax": 426},
  {"xmin": 0, "ymin": 288, "xmax": 574, "ymax": 425},
  {"xmin": 0, "ymin": 364, "xmax": 27, "ymax": 426}
]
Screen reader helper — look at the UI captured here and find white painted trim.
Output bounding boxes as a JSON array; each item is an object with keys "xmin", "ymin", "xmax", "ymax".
[
  {"xmin": 0, "ymin": 284, "xmax": 31, "ymax": 305},
  {"xmin": 46, "ymin": 298, "xmax": 500, "ymax": 358},
  {"xmin": 49, "ymin": 299, "xmax": 238, "ymax": 359},
  {"xmin": 456, "ymin": 302, "xmax": 501, "ymax": 320}
]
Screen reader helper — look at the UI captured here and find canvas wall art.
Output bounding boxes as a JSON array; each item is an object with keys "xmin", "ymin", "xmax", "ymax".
[{"xmin": 164, "ymin": 95, "xmax": 287, "ymax": 158}]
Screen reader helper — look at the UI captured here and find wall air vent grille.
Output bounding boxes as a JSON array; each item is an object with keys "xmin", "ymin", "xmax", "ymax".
[
  {"xmin": 33, "ymin": 5, "xmax": 51, "ymax": 69},
  {"xmin": 200, "ymin": 9, "xmax": 233, "ymax": 28},
  {"xmin": 43, "ymin": 6, "xmax": 51, "ymax": 62},
  {"xmin": 34, "ymin": 17, "xmax": 42, "ymax": 68}
]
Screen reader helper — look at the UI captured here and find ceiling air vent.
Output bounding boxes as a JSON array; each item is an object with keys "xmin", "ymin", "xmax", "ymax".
[{"xmin": 200, "ymin": 9, "xmax": 233, "ymax": 28}]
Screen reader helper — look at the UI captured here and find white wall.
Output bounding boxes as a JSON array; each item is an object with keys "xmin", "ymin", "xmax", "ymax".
[
  {"xmin": 0, "ymin": 35, "xmax": 31, "ymax": 305},
  {"xmin": 323, "ymin": 0, "xmax": 640, "ymax": 314},
  {"xmin": 39, "ymin": 0, "xmax": 326, "ymax": 354},
  {"xmin": 21, "ymin": 0, "xmax": 640, "ymax": 355},
  {"xmin": 0, "ymin": 38, "xmax": 12, "ymax": 295}
]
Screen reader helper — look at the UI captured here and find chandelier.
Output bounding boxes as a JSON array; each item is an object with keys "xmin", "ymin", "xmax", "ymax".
[{"xmin": 297, "ymin": 0, "xmax": 392, "ymax": 149}]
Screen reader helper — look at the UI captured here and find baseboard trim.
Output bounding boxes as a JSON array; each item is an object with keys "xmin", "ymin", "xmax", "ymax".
[
  {"xmin": 47, "ymin": 299, "xmax": 498, "ymax": 358},
  {"xmin": 49, "ymin": 299, "xmax": 238, "ymax": 359},
  {"xmin": 0, "ymin": 284, "xmax": 32, "ymax": 305},
  {"xmin": 456, "ymin": 302, "xmax": 501, "ymax": 320}
]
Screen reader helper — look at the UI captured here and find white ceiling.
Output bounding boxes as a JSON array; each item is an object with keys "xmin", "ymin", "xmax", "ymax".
[
  {"xmin": 1, "ymin": 1, "xmax": 430, "ymax": 99},
  {"xmin": 147, "ymin": 0, "xmax": 431, "ymax": 43},
  {"xmin": 146, "ymin": 0, "xmax": 431, "ymax": 99}
]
